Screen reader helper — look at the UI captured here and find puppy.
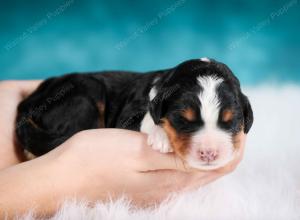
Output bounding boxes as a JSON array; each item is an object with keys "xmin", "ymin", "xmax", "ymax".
[{"xmin": 16, "ymin": 58, "xmax": 253, "ymax": 170}]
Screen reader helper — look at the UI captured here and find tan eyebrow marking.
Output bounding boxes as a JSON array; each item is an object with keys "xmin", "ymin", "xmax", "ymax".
[
  {"xmin": 181, "ymin": 108, "xmax": 196, "ymax": 121},
  {"xmin": 222, "ymin": 109, "xmax": 234, "ymax": 122}
]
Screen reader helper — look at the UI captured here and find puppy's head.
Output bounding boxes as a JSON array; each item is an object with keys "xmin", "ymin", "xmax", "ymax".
[{"xmin": 150, "ymin": 58, "xmax": 253, "ymax": 170}]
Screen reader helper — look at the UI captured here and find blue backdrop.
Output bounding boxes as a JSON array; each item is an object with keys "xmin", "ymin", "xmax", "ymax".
[{"xmin": 0, "ymin": 0, "xmax": 299, "ymax": 85}]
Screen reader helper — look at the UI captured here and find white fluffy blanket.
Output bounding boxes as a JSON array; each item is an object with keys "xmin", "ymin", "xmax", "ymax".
[{"xmin": 22, "ymin": 86, "xmax": 300, "ymax": 220}]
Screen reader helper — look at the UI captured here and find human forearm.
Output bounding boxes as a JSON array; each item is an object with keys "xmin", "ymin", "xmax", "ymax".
[
  {"xmin": 0, "ymin": 80, "xmax": 42, "ymax": 170},
  {"xmin": 0, "ymin": 154, "xmax": 78, "ymax": 218},
  {"xmin": 0, "ymin": 128, "xmax": 246, "ymax": 218}
]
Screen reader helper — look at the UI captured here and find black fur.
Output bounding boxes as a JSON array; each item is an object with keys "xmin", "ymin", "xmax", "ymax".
[{"xmin": 15, "ymin": 59, "xmax": 253, "ymax": 156}]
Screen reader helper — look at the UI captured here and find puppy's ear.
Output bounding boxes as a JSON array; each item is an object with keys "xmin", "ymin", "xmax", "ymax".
[
  {"xmin": 149, "ymin": 88, "xmax": 170, "ymax": 124},
  {"xmin": 240, "ymin": 93, "xmax": 253, "ymax": 133},
  {"xmin": 149, "ymin": 95, "xmax": 163, "ymax": 124},
  {"xmin": 149, "ymin": 85, "xmax": 180, "ymax": 125}
]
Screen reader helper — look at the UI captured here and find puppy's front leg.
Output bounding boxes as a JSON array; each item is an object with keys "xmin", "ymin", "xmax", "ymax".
[{"xmin": 140, "ymin": 112, "xmax": 173, "ymax": 153}]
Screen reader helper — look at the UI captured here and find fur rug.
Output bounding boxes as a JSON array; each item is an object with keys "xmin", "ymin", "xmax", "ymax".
[{"xmin": 22, "ymin": 86, "xmax": 300, "ymax": 220}]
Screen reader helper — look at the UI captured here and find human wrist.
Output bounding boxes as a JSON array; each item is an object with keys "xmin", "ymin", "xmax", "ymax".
[
  {"xmin": 0, "ymin": 149, "xmax": 86, "ymax": 218},
  {"xmin": 46, "ymin": 139, "xmax": 99, "ymax": 203}
]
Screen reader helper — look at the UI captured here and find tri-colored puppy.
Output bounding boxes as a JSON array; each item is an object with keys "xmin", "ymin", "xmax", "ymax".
[{"xmin": 16, "ymin": 58, "xmax": 253, "ymax": 170}]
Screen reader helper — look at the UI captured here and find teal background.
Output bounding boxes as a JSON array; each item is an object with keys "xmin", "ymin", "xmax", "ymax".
[{"xmin": 0, "ymin": 0, "xmax": 299, "ymax": 85}]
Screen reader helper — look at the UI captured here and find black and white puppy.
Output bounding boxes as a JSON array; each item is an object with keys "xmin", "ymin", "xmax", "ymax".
[{"xmin": 16, "ymin": 58, "xmax": 253, "ymax": 170}]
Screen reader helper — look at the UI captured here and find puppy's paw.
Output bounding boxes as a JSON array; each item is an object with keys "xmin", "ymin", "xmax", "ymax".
[{"xmin": 147, "ymin": 126, "xmax": 173, "ymax": 153}]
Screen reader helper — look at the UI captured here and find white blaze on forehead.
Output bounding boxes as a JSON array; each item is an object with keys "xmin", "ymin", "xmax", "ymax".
[
  {"xmin": 186, "ymin": 76, "xmax": 232, "ymax": 170},
  {"xmin": 197, "ymin": 76, "xmax": 223, "ymax": 127},
  {"xmin": 200, "ymin": 57, "xmax": 210, "ymax": 62}
]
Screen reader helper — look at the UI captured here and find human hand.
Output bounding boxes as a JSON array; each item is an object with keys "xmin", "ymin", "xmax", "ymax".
[
  {"xmin": 0, "ymin": 127, "xmax": 246, "ymax": 218},
  {"xmin": 0, "ymin": 80, "xmax": 246, "ymax": 218},
  {"xmin": 0, "ymin": 80, "xmax": 41, "ymax": 169},
  {"xmin": 49, "ymin": 129, "xmax": 246, "ymax": 206}
]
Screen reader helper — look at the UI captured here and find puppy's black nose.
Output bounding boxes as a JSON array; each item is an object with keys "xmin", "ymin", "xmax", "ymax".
[{"xmin": 197, "ymin": 149, "xmax": 218, "ymax": 162}]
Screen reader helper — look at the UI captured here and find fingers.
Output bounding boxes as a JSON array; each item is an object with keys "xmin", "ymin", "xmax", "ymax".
[
  {"xmin": 233, "ymin": 131, "xmax": 247, "ymax": 149},
  {"xmin": 214, "ymin": 132, "xmax": 247, "ymax": 174},
  {"xmin": 18, "ymin": 80, "xmax": 42, "ymax": 97},
  {"xmin": 67, "ymin": 129, "xmax": 191, "ymax": 172},
  {"xmin": 57, "ymin": 123, "xmax": 247, "ymax": 175},
  {"xmin": 182, "ymin": 171, "xmax": 220, "ymax": 192},
  {"xmin": 80, "ymin": 129, "xmax": 191, "ymax": 172},
  {"xmin": 178, "ymin": 133, "xmax": 247, "ymax": 191},
  {"xmin": 139, "ymin": 149, "xmax": 190, "ymax": 172},
  {"xmin": 0, "ymin": 80, "xmax": 42, "ymax": 97},
  {"xmin": 140, "ymin": 132, "xmax": 247, "ymax": 173}
]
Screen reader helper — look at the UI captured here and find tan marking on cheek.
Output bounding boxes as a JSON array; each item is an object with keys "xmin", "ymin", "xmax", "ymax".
[
  {"xmin": 181, "ymin": 108, "xmax": 196, "ymax": 121},
  {"xmin": 96, "ymin": 102, "xmax": 106, "ymax": 128},
  {"xmin": 161, "ymin": 118, "xmax": 190, "ymax": 159},
  {"xmin": 222, "ymin": 109, "xmax": 233, "ymax": 122}
]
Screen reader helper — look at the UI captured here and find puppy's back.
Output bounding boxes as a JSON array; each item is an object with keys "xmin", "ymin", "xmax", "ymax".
[{"xmin": 15, "ymin": 74, "xmax": 106, "ymax": 156}]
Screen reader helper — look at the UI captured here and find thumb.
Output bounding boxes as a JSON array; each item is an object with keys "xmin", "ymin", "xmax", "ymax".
[
  {"xmin": 137, "ymin": 144, "xmax": 192, "ymax": 172},
  {"xmin": 18, "ymin": 80, "xmax": 42, "ymax": 97},
  {"xmin": 139, "ymin": 132, "xmax": 247, "ymax": 173}
]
